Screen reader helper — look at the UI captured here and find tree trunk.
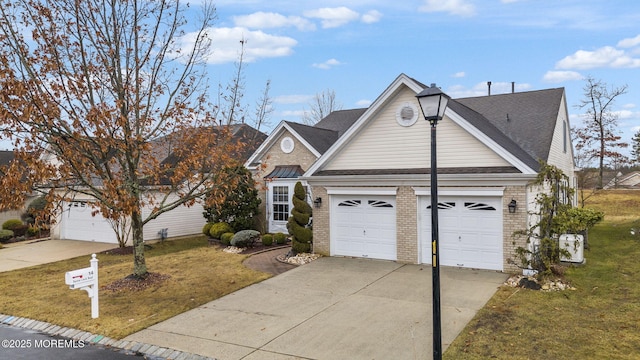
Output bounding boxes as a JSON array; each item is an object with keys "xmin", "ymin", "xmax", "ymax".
[{"xmin": 131, "ymin": 208, "xmax": 147, "ymax": 278}]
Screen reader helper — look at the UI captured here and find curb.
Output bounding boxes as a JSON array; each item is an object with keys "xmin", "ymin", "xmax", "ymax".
[{"xmin": 0, "ymin": 313, "xmax": 216, "ymax": 360}]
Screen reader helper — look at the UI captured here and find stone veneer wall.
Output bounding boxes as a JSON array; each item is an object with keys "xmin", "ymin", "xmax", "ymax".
[
  {"xmin": 311, "ymin": 186, "xmax": 330, "ymax": 256},
  {"xmin": 502, "ymin": 185, "xmax": 529, "ymax": 273},
  {"xmin": 251, "ymin": 131, "xmax": 319, "ymax": 233}
]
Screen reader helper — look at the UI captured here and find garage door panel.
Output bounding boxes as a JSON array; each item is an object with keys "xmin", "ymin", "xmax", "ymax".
[
  {"xmin": 420, "ymin": 196, "xmax": 503, "ymax": 271},
  {"xmin": 332, "ymin": 195, "xmax": 396, "ymax": 261}
]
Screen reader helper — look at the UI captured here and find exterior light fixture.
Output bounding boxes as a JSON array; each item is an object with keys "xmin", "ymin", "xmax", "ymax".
[
  {"xmin": 416, "ymin": 83, "xmax": 450, "ymax": 360},
  {"xmin": 508, "ymin": 199, "xmax": 517, "ymax": 214},
  {"xmin": 314, "ymin": 197, "xmax": 322, "ymax": 208}
]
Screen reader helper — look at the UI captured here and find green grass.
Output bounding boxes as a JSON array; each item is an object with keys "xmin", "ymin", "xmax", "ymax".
[
  {"xmin": 0, "ymin": 236, "xmax": 270, "ymax": 339},
  {"xmin": 444, "ymin": 190, "xmax": 640, "ymax": 359}
]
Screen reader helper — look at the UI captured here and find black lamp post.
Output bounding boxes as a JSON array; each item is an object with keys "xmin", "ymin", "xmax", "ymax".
[{"xmin": 416, "ymin": 83, "xmax": 450, "ymax": 360}]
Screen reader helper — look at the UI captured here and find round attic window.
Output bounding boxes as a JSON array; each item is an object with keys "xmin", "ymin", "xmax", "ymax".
[
  {"xmin": 396, "ymin": 102, "xmax": 419, "ymax": 127},
  {"xmin": 280, "ymin": 136, "xmax": 295, "ymax": 153}
]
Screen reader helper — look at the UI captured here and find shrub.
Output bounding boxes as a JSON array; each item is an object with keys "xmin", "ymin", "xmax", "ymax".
[
  {"xmin": 231, "ymin": 230, "xmax": 260, "ymax": 248},
  {"xmin": 0, "ymin": 229, "xmax": 14, "ymax": 242},
  {"xmin": 220, "ymin": 232, "xmax": 234, "ymax": 246},
  {"xmin": 11, "ymin": 224, "xmax": 29, "ymax": 237},
  {"xmin": 202, "ymin": 222, "xmax": 214, "ymax": 236},
  {"xmin": 22, "ymin": 196, "xmax": 48, "ymax": 225},
  {"xmin": 262, "ymin": 234, "xmax": 273, "ymax": 246},
  {"xmin": 274, "ymin": 232, "xmax": 287, "ymax": 245},
  {"xmin": 287, "ymin": 182, "xmax": 312, "ymax": 254},
  {"xmin": 209, "ymin": 222, "xmax": 233, "ymax": 239},
  {"xmin": 26, "ymin": 226, "xmax": 40, "ymax": 237},
  {"xmin": 203, "ymin": 166, "xmax": 261, "ymax": 231},
  {"xmin": 2, "ymin": 219, "xmax": 23, "ymax": 231}
]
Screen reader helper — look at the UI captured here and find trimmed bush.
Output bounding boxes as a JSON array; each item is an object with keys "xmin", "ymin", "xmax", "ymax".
[
  {"xmin": 287, "ymin": 182, "xmax": 312, "ymax": 254},
  {"xmin": 11, "ymin": 224, "xmax": 28, "ymax": 237},
  {"xmin": 26, "ymin": 226, "xmax": 40, "ymax": 237},
  {"xmin": 209, "ymin": 222, "xmax": 233, "ymax": 239},
  {"xmin": 220, "ymin": 232, "xmax": 234, "ymax": 246},
  {"xmin": 262, "ymin": 234, "xmax": 273, "ymax": 246},
  {"xmin": 202, "ymin": 222, "xmax": 214, "ymax": 236},
  {"xmin": 2, "ymin": 219, "xmax": 23, "ymax": 231},
  {"xmin": 0, "ymin": 229, "xmax": 14, "ymax": 242},
  {"xmin": 231, "ymin": 230, "xmax": 260, "ymax": 248},
  {"xmin": 274, "ymin": 232, "xmax": 287, "ymax": 245}
]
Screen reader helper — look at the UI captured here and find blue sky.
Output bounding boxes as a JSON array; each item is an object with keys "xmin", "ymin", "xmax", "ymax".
[{"xmin": 189, "ymin": 0, "xmax": 640, "ymax": 160}]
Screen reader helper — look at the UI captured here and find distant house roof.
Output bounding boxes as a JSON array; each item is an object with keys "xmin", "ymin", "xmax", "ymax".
[{"xmin": 0, "ymin": 151, "xmax": 13, "ymax": 167}]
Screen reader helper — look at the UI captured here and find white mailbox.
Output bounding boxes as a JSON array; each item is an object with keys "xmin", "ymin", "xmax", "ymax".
[{"xmin": 65, "ymin": 254, "xmax": 99, "ymax": 318}]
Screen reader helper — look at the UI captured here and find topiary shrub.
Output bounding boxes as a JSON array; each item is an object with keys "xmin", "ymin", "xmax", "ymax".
[
  {"xmin": 209, "ymin": 222, "xmax": 233, "ymax": 239},
  {"xmin": 2, "ymin": 219, "xmax": 23, "ymax": 231},
  {"xmin": 202, "ymin": 222, "xmax": 214, "ymax": 236},
  {"xmin": 262, "ymin": 234, "xmax": 273, "ymax": 246},
  {"xmin": 0, "ymin": 229, "xmax": 14, "ymax": 242},
  {"xmin": 287, "ymin": 182, "xmax": 312, "ymax": 254},
  {"xmin": 220, "ymin": 232, "xmax": 234, "ymax": 246},
  {"xmin": 274, "ymin": 232, "xmax": 287, "ymax": 245},
  {"xmin": 231, "ymin": 230, "xmax": 261, "ymax": 248}
]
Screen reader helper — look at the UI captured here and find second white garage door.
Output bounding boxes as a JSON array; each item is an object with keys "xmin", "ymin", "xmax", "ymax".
[
  {"xmin": 420, "ymin": 196, "xmax": 503, "ymax": 270},
  {"xmin": 331, "ymin": 195, "xmax": 396, "ymax": 261}
]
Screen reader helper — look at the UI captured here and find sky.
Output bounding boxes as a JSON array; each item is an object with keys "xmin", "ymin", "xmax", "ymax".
[
  {"xmin": 182, "ymin": 0, "xmax": 640, "ymax": 161},
  {"xmin": 2, "ymin": 0, "xmax": 640, "ymax": 163}
]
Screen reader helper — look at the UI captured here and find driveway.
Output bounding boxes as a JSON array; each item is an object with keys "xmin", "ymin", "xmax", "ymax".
[
  {"xmin": 0, "ymin": 239, "xmax": 116, "ymax": 272},
  {"xmin": 125, "ymin": 257, "xmax": 507, "ymax": 360}
]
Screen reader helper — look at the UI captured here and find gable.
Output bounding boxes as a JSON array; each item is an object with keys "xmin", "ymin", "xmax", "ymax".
[
  {"xmin": 255, "ymin": 129, "xmax": 319, "ymax": 178},
  {"xmin": 321, "ymin": 86, "xmax": 512, "ymax": 171}
]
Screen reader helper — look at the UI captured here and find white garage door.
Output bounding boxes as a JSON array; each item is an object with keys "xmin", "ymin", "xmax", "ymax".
[
  {"xmin": 332, "ymin": 195, "xmax": 396, "ymax": 261},
  {"xmin": 61, "ymin": 201, "xmax": 118, "ymax": 243},
  {"xmin": 420, "ymin": 196, "xmax": 503, "ymax": 270}
]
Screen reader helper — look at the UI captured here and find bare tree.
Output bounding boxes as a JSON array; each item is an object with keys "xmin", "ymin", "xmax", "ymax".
[
  {"xmin": 574, "ymin": 76, "xmax": 628, "ymax": 188},
  {"xmin": 301, "ymin": 89, "xmax": 342, "ymax": 125},
  {"xmin": 0, "ymin": 0, "xmax": 256, "ymax": 278}
]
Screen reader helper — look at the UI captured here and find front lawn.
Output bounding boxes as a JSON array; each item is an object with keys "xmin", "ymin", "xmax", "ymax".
[
  {"xmin": 0, "ymin": 236, "xmax": 270, "ymax": 339},
  {"xmin": 444, "ymin": 190, "xmax": 640, "ymax": 359}
]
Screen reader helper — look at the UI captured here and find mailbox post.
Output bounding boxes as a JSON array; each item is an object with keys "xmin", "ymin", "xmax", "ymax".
[{"xmin": 65, "ymin": 254, "xmax": 99, "ymax": 318}]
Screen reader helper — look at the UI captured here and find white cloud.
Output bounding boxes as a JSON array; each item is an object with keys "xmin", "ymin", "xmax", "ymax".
[
  {"xmin": 418, "ymin": 0, "xmax": 476, "ymax": 17},
  {"xmin": 618, "ymin": 34, "xmax": 640, "ymax": 48},
  {"xmin": 233, "ymin": 12, "xmax": 316, "ymax": 31},
  {"xmin": 542, "ymin": 70, "xmax": 583, "ymax": 83},
  {"xmin": 361, "ymin": 10, "xmax": 383, "ymax": 24},
  {"xmin": 623, "ymin": 103, "xmax": 637, "ymax": 109},
  {"xmin": 356, "ymin": 99, "xmax": 372, "ymax": 107},
  {"xmin": 556, "ymin": 46, "xmax": 640, "ymax": 70},
  {"xmin": 274, "ymin": 94, "xmax": 313, "ymax": 104},
  {"xmin": 312, "ymin": 58, "xmax": 342, "ymax": 70},
  {"xmin": 452, "ymin": 71, "xmax": 466, "ymax": 78},
  {"xmin": 180, "ymin": 27, "xmax": 297, "ymax": 64},
  {"xmin": 304, "ymin": 7, "xmax": 360, "ymax": 28}
]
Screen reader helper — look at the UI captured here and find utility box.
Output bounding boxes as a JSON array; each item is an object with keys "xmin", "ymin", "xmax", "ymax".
[{"xmin": 559, "ymin": 234, "xmax": 584, "ymax": 263}]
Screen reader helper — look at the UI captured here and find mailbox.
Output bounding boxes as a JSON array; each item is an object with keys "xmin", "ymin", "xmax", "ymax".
[{"xmin": 65, "ymin": 267, "xmax": 96, "ymax": 289}]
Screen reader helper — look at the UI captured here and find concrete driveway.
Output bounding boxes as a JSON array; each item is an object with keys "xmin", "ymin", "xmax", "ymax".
[
  {"xmin": 125, "ymin": 257, "xmax": 507, "ymax": 360},
  {"xmin": 0, "ymin": 239, "xmax": 116, "ymax": 272}
]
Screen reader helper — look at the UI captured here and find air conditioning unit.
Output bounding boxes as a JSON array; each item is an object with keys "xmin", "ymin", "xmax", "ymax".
[{"xmin": 559, "ymin": 234, "xmax": 584, "ymax": 263}]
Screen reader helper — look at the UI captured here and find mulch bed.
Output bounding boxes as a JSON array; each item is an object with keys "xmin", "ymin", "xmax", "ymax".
[{"xmin": 102, "ymin": 272, "xmax": 171, "ymax": 292}]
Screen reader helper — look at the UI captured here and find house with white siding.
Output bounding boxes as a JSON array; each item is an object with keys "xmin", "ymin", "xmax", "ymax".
[
  {"xmin": 49, "ymin": 124, "xmax": 266, "ymax": 244},
  {"xmin": 246, "ymin": 73, "xmax": 575, "ymax": 272}
]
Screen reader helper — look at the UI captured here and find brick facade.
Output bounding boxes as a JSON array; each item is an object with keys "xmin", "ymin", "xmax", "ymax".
[{"xmin": 502, "ymin": 185, "xmax": 529, "ymax": 273}]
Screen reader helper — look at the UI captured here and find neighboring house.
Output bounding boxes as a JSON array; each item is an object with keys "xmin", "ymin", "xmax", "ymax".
[
  {"xmin": 0, "ymin": 151, "xmax": 37, "ymax": 225},
  {"xmin": 49, "ymin": 124, "xmax": 266, "ymax": 244},
  {"xmin": 246, "ymin": 73, "xmax": 575, "ymax": 272},
  {"xmin": 604, "ymin": 171, "xmax": 640, "ymax": 189}
]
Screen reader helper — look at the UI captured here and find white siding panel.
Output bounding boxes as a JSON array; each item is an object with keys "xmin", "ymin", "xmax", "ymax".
[
  {"xmin": 325, "ymin": 87, "xmax": 510, "ymax": 170},
  {"xmin": 142, "ymin": 193, "xmax": 205, "ymax": 241}
]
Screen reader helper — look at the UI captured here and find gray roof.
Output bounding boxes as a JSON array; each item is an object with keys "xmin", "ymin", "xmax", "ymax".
[
  {"xmin": 0, "ymin": 151, "xmax": 14, "ymax": 167},
  {"xmin": 284, "ymin": 108, "xmax": 367, "ymax": 155},
  {"xmin": 454, "ymin": 88, "xmax": 565, "ymax": 171}
]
